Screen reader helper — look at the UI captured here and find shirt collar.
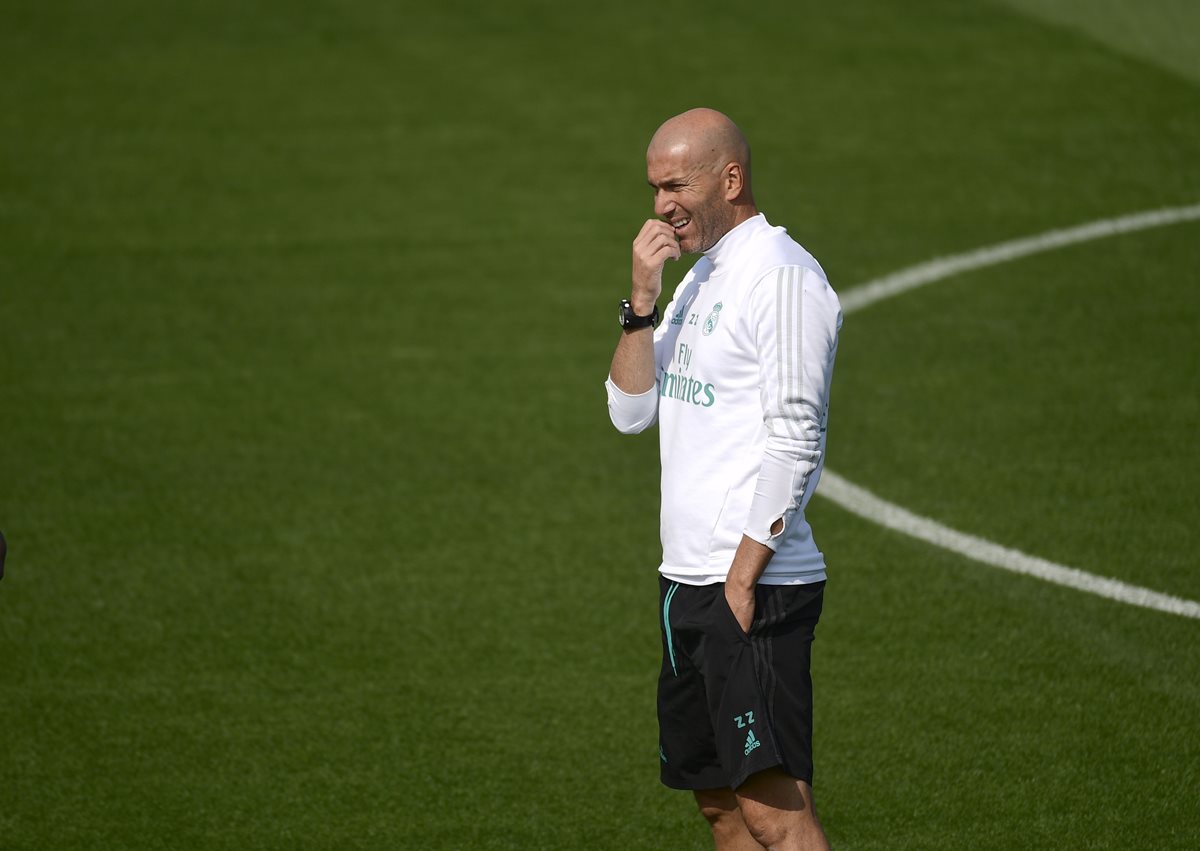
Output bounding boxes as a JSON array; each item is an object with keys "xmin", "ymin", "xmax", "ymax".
[{"xmin": 702, "ymin": 212, "xmax": 768, "ymax": 267}]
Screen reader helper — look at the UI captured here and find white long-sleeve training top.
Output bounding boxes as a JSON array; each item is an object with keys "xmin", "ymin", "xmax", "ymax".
[{"xmin": 607, "ymin": 214, "xmax": 842, "ymax": 586}]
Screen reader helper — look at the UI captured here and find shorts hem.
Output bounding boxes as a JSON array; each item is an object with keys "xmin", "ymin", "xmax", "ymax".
[{"xmin": 663, "ymin": 756, "xmax": 805, "ymax": 792}]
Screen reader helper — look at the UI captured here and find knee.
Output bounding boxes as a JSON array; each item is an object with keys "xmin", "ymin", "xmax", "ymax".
[
  {"xmin": 738, "ymin": 805, "xmax": 785, "ymax": 849},
  {"xmin": 693, "ymin": 788, "xmax": 739, "ymax": 828},
  {"xmin": 737, "ymin": 789, "xmax": 825, "ymax": 851}
]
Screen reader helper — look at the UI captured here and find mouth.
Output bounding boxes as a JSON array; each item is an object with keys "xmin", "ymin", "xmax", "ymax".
[{"xmin": 670, "ymin": 217, "xmax": 691, "ymax": 234}]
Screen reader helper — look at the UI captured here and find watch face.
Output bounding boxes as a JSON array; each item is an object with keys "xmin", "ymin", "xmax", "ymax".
[{"xmin": 618, "ymin": 299, "xmax": 653, "ymax": 329}]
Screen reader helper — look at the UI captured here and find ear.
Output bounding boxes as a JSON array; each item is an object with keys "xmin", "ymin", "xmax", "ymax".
[{"xmin": 722, "ymin": 163, "xmax": 744, "ymax": 201}]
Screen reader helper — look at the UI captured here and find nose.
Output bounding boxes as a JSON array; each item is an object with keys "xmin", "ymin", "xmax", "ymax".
[{"xmin": 654, "ymin": 190, "xmax": 677, "ymax": 219}]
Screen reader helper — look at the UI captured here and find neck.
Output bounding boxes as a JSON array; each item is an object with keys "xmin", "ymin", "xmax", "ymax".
[{"xmin": 731, "ymin": 203, "xmax": 759, "ymax": 229}]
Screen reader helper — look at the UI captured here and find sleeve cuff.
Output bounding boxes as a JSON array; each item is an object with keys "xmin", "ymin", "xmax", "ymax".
[{"xmin": 605, "ymin": 375, "xmax": 659, "ymax": 434}]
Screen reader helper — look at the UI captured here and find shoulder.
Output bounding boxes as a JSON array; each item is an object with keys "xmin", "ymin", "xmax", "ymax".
[
  {"xmin": 748, "ymin": 262, "xmax": 836, "ymax": 305},
  {"xmin": 744, "ymin": 263, "xmax": 842, "ymax": 336},
  {"xmin": 733, "ymin": 220, "xmax": 828, "ymax": 285},
  {"xmin": 764, "ymin": 229, "xmax": 827, "ymax": 279}
]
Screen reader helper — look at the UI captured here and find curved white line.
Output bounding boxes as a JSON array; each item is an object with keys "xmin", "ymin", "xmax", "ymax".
[
  {"xmin": 820, "ymin": 203, "xmax": 1200, "ymax": 619},
  {"xmin": 839, "ymin": 203, "xmax": 1200, "ymax": 314},
  {"xmin": 819, "ymin": 471, "xmax": 1200, "ymax": 619}
]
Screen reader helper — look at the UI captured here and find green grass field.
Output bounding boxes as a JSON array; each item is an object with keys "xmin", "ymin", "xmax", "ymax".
[{"xmin": 3, "ymin": 1, "xmax": 1199, "ymax": 848}]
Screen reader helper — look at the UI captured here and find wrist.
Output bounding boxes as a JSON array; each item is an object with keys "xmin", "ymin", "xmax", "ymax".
[
  {"xmin": 725, "ymin": 565, "xmax": 756, "ymax": 593},
  {"xmin": 619, "ymin": 298, "xmax": 659, "ymax": 330},
  {"xmin": 629, "ymin": 295, "xmax": 657, "ymax": 316},
  {"xmin": 727, "ymin": 535, "xmax": 773, "ymax": 590}
]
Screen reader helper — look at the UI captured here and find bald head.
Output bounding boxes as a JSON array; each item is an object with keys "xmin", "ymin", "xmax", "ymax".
[{"xmin": 648, "ymin": 108, "xmax": 752, "ymax": 194}]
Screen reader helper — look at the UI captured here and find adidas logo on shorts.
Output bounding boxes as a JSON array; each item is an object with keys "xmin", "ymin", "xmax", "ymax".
[{"xmin": 744, "ymin": 729, "xmax": 761, "ymax": 756}]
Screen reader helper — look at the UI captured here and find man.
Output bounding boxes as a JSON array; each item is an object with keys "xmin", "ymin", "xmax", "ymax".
[{"xmin": 605, "ymin": 108, "xmax": 841, "ymax": 851}]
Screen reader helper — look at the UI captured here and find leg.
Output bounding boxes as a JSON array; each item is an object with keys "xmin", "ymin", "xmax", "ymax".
[
  {"xmin": 693, "ymin": 788, "xmax": 763, "ymax": 851},
  {"xmin": 734, "ymin": 768, "xmax": 829, "ymax": 851}
]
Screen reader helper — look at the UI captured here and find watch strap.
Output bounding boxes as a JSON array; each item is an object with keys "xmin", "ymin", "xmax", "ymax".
[{"xmin": 619, "ymin": 299, "xmax": 659, "ymax": 330}]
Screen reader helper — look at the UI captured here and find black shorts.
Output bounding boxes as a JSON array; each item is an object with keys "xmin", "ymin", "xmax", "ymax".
[{"xmin": 657, "ymin": 575, "xmax": 825, "ymax": 791}]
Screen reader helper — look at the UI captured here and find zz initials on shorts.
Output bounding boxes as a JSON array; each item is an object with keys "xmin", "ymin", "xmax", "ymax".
[{"xmin": 734, "ymin": 710, "xmax": 756, "ymax": 729}]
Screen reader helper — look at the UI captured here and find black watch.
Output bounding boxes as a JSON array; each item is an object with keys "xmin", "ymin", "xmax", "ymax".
[{"xmin": 619, "ymin": 298, "xmax": 659, "ymax": 330}]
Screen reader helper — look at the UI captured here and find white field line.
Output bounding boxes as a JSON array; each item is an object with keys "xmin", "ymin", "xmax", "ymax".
[
  {"xmin": 819, "ymin": 471, "xmax": 1200, "ymax": 619},
  {"xmin": 839, "ymin": 203, "xmax": 1200, "ymax": 314},
  {"xmin": 820, "ymin": 203, "xmax": 1200, "ymax": 619}
]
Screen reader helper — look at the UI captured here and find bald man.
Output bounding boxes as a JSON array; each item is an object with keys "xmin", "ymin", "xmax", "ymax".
[{"xmin": 606, "ymin": 109, "xmax": 842, "ymax": 851}]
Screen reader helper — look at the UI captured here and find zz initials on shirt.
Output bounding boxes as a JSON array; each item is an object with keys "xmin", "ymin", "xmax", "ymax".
[
  {"xmin": 734, "ymin": 710, "xmax": 756, "ymax": 729},
  {"xmin": 687, "ymin": 313, "xmax": 699, "ymax": 326}
]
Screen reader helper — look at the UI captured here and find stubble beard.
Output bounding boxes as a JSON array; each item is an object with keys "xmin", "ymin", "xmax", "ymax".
[{"xmin": 687, "ymin": 204, "xmax": 734, "ymax": 254}]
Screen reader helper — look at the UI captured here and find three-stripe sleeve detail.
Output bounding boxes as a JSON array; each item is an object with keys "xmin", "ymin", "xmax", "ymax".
[{"xmin": 774, "ymin": 267, "xmax": 805, "ymax": 441}]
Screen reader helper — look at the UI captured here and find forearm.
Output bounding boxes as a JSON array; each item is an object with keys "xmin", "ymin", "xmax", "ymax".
[
  {"xmin": 726, "ymin": 534, "xmax": 774, "ymax": 592},
  {"xmin": 611, "ymin": 219, "xmax": 677, "ymax": 395},
  {"xmin": 724, "ymin": 534, "xmax": 774, "ymax": 633},
  {"xmin": 606, "ymin": 218, "xmax": 684, "ymax": 429},
  {"xmin": 609, "ymin": 324, "xmax": 657, "ymax": 395},
  {"xmin": 743, "ymin": 438, "xmax": 821, "ymax": 548}
]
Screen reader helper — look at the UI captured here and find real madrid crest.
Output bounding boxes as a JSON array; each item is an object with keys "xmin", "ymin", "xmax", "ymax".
[{"xmin": 702, "ymin": 301, "xmax": 723, "ymax": 336}]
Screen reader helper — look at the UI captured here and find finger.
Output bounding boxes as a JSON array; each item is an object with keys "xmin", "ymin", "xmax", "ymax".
[
  {"xmin": 636, "ymin": 218, "xmax": 675, "ymax": 239},
  {"xmin": 639, "ymin": 228, "xmax": 679, "ymax": 254},
  {"xmin": 634, "ymin": 220, "xmax": 677, "ymax": 250},
  {"xmin": 641, "ymin": 240, "xmax": 680, "ymax": 268},
  {"xmin": 634, "ymin": 233, "xmax": 680, "ymax": 267},
  {"xmin": 661, "ymin": 234, "xmax": 682, "ymax": 261}
]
